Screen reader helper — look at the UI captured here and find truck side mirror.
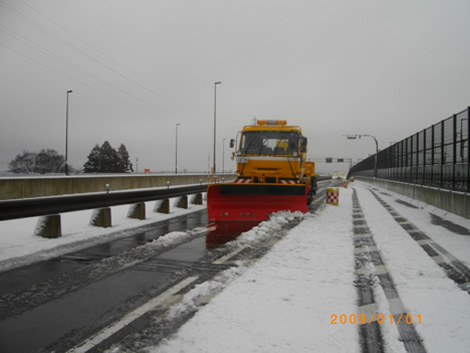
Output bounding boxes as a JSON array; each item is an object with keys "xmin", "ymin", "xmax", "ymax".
[
  {"xmin": 300, "ymin": 137, "xmax": 307, "ymax": 153},
  {"xmin": 230, "ymin": 139, "xmax": 235, "ymax": 148}
]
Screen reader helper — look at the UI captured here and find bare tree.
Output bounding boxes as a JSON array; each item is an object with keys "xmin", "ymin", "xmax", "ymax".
[
  {"xmin": 8, "ymin": 149, "xmax": 66, "ymax": 174},
  {"xmin": 35, "ymin": 149, "xmax": 65, "ymax": 174}
]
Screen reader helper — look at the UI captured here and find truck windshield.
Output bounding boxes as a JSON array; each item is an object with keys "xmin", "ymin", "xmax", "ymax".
[{"xmin": 240, "ymin": 130, "xmax": 299, "ymax": 155}]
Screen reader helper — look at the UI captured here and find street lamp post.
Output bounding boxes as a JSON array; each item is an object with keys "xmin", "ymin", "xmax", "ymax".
[
  {"xmin": 213, "ymin": 81, "xmax": 221, "ymax": 174},
  {"xmin": 345, "ymin": 134, "xmax": 379, "ymax": 177},
  {"xmin": 65, "ymin": 90, "xmax": 73, "ymax": 176},
  {"xmin": 175, "ymin": 123, "xmax": 180, "ymax": 174},
  {"xmin": 222, "ymin": 138, "xmax": 226, "ymax": 173}
]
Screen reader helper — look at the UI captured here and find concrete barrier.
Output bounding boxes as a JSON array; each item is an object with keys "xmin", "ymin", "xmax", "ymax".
[
  {"xmin": 176, "ymin": 196, "xmax": 188, "ymax": 209},
  {"xmin": 90, "ymin": 207, "xmax": 112, "ymax": 228},
  {"xmin": 127, "ymin": 202, "xmax": 146, "ymax": 220},
  {"xmin": 191, "ymin": 193, "xmax": 203, "ymax": 205},
  {"xmin": 357, "ymin": 177, "xmax": 470, "ymax": 219},
  {"xmin": 155, "ymin": 199, "xmax": 170, "ymax": 214},
  {"xmin": 34, "ymin": 214, "xmax": 61, "ymax": 238},
  {"xmin": 0, "ymin": 174, "xmax": 236, "ymax": 200}
]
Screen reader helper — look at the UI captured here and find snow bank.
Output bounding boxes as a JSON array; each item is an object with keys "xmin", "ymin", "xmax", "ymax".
[{"xmin": 232, "ymin": 211, "xmax": 306, "ymax": 245}]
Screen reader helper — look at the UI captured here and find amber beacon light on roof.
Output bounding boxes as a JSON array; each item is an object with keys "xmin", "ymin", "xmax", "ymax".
[
  {"xmin": 207, "ymin": 120, "xmax": 318, "ymax": 222},
  {"xmin": 256, "ymin": 120, "xmax": 287, "ymax": 126}
]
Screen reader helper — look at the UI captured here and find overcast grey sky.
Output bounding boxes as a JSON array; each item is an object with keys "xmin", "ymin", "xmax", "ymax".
[{"xmin": 1, "ymin": 0, "xmax": 469, "ymax": 174}]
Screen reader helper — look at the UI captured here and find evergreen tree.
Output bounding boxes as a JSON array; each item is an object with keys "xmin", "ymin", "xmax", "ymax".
[
  {"xmin": 83, "ymin": 145, "xmax": 101, "ymax": 173},
  {"xmin": 100, "ymin": 141, "xmax": 120, "ymax": 173},
  {"xmin": 117, "ymin": 144, "xmax": 133, "ymax": 172},
  {"xmin": 83, "ymin": 141, "xmax": 132, "ymax": 173}
]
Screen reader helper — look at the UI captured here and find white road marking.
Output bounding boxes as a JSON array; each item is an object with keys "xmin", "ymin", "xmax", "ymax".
[
  {"xmin": 354, "ymin": 245, "xmax": 378, "ymax": 254},
  {"xmin": 374, "ymin": 265, "xmax": 388, "ymax": 276},
  {"xmin": 357, "ymin": 303, "xmax": 378, "ymax": 323},
  {"xmin": 67, "ymin": 276, "xmax": 199, "ymax": 353},
  {"xmin": 213, "ymin": 245, "xmax": 250, "ymax": 264},
  {"xmin": 388, "ymin": 297, "xmax": 406, "ymax": 315},
  {"xmin": 431, "ymin": 254, "xmax": 446, "ymax": 264},
  {"xmin": 353, "ymin": 232, "xmax": 372, "ymax": 239}
]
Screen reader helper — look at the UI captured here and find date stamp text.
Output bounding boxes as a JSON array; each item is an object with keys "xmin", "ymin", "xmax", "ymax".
[{"xmin": 331, "ymin": 313, "xmax": 421, "ymax": 325}]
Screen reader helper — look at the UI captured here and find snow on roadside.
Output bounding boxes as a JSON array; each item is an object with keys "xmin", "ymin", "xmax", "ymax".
[
  {"xmin": 232, "ymin": 210, "xmax": 306, "ymax": 245},
  {"xmin": 164, "ymin": 212, "xmax": 307, "ymax": 322},
  {"xmin": 355, "ymin": 184, "xmax": 470, "ymax": 353},
  {"xmin": 0, "ymin": 198, "xmax": 206, "ymax": 272},
  {"xmin": 362, "ymin": 182, "xmax": 470, "ymax": 268},
  {"xmin": 150, "ymin": 186, "xmax": 359, "ymax": 353},
  {"xmin": 145, "ymin": 181, "xmax": 470, "ymax": 353}
]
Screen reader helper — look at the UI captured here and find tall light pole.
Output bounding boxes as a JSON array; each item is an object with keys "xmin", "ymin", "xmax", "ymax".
[
  {"xmin": 344, "ymin": 134, "xmax": 379, "ymax": 177},
  {"xmin": 175, "ymin": 123, "xmax": 180, "ymax": 174},
  {"xmin": 65, "ymin": 90, "xmax": 73, "ymax": 175},
  {"xmin": 213, "ymin": 81, "xmax": 221, "ymax": 174},
  {"xmin": 222, "ymin": 138, "xmax": 226, "ymax": 174}
]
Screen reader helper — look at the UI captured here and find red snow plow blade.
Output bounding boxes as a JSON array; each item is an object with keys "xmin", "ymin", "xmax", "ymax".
[
  {"xmin": 207, "ymin": 183, "xmax": 310, "ymax": 222},
  {"xmin": 206, "ymin": 220, "xmax": 261, "ymax": 249}
]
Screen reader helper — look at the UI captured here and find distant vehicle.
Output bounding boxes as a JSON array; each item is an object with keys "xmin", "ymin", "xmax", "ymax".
[{"xmin": 207, "ymin": 120, "xmax": 317, "ymax": 222}]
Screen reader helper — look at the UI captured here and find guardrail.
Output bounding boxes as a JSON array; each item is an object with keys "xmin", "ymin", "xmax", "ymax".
[
  {"xmin": 1, "ymin": 175, "xmax": 333, "ymax": 238},
  {"xmin": 0, "ymin": 184, "xmax": 207, "ymax": 221},
  {"xmin": 0, "ymin": 176, "xmax": 333, "ymax": 221},
  {"xmin": 317, "ymin": 176, "xmax": 333, "ymax": 182}
]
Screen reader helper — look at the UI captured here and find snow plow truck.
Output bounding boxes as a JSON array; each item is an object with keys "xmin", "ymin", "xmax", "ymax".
[{"xmin": 207, "ymin": 120, "xmax": 317, "ymax": 222}]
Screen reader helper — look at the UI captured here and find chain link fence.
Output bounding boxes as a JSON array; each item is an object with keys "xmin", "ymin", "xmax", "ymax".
[{"xmin": 347, "ymin": 107, "xmax": 470, "ymax": 192}]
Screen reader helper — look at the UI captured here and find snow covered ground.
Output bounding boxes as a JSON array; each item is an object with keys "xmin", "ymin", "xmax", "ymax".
[
  {"xmin": 1, "ymin": 180, "xmax": 470, "ymax": 352},
  {"xmin": 0, "ymin": 198, "xmax": 207, "ymax": 272},
  {"xmin": 148, "ymin": 181, "xmax": 470, "ymax": 353}
]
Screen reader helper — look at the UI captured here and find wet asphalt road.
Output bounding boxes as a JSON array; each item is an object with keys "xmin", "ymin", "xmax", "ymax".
[
  {"xmin": 0, "ymin": 180, "xmax": 335, "ymax": 353},
  {"xmin": 0, "ymin": 211, "xmax": 210, "ymax": 353}
]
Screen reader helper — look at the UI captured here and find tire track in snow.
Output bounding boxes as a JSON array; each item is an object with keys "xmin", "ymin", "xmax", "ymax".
[
  {"xmin": 352, "ymin": 188, "xmax": 427, "ymax": 353},
  {"xmin": 368, "ymin": 189, "xmax": 470, "ymax": 294}
]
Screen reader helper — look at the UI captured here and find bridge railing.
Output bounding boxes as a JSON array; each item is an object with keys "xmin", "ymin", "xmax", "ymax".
[{"xmin": 348, "ymin": 107, "xmax": 470, "ymax": 193}]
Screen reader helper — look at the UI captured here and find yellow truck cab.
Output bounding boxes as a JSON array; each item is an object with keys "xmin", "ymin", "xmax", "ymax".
[
  {"xmin": 232, "ymin": 120, "xmax": 313, "ymax": 185},
  {"xmin": 208, "ymin": 120, "xmax": 317, "ymax": 222}
]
